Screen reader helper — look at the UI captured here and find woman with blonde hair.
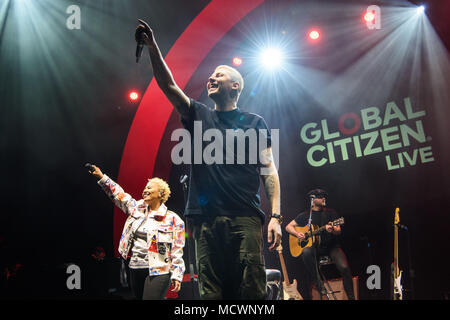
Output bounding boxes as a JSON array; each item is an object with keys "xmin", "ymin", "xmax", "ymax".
[{"xmin": 88, "ymin": 164, "xmax": 185, "ymax": 300}]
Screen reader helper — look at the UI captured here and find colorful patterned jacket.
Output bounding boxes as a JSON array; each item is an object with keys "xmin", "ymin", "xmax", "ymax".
[{"xmin": 98, "ymin": 175, "xmax": 185, "ymax": 282}]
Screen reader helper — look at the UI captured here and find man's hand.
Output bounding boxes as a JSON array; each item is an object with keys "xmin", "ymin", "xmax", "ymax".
[
  {"xmin": 171, "ymin": 280, "xmax": 181, "ymax": 292},
  {"xmin": 88, "ymin": 164, "xmax": 103, "ymax": 180},
  {"xmin": 297, "ymin": 232, "xmax": 306, "ymax": 240},
  {"xmin": 136, "ymin": 19, "xmax": 155, "ymax": 47},
  {"xmin": 134, "ymin": 18, "xmax": 190, "ymax": 115},
  {"xmin": 268, "ymin": 218, "xmax": 282, "ymax": 251}
]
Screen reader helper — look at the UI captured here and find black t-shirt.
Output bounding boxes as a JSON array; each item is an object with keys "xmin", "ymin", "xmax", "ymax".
[
  {"xmin": 180, "ymin": 99, "xmax": 272, "ymax": 222},
  {"xmin": 294, "ymin": 208, "xmax": 341, "ymax": 250}
]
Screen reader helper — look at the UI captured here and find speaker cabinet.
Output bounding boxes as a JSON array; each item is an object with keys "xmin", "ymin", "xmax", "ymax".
[{"xmin": 312, "ymin": 276, "xmax": 359, "ymax": 300}]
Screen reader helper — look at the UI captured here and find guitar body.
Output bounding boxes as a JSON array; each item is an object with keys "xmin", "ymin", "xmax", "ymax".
[
  {"xmin": 394, "ymin": 271, "xmax": 403, "ymax": 300},
  {"xmin": 289, "ymin": 218, "xmax": 344, "ymax": 258},
  {"xmin": 289, "ymin": 225, "xmax": 319, "ymax": 257},
  {"xmin": 282, "ymin": 278, "xmax": 302, "ymax": 300},
  {"xmin": 276, "ymin": 244, "xmax": 303, "ymax": 300}
]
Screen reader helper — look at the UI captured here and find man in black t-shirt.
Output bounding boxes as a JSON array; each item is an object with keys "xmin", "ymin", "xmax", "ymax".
[
  {"xmin": 285, "ymin": 189, "xmax": 354, "ymax": 300},
  {"xmin": 135, "ymin": 19, "xmax": 282, "ymax": 299}
]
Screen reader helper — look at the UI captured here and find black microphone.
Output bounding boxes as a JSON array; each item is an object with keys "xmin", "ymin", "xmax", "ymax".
[
  {"xmin": 85, "ymin": 163, "xmax": 95, "ymax": 173},
  {"xmin": 135, "ymin": 32, "xmax": 145, "ymax": 63}
]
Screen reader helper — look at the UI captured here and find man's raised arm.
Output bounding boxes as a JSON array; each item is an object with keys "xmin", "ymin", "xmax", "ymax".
[{"xmin": 136, "ymin": 19, "xmax": 190, "ymax": 117}]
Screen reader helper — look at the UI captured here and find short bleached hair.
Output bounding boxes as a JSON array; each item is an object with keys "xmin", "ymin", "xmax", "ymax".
[
  {"xmin": 147, "ymin": 177, "xmax": 171, "ymax": 204},
  {"xmin": 216, "ymin": 65, "xmax": 244, "ymax": 96}
]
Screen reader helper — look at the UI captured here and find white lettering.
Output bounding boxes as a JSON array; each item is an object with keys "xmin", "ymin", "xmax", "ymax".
[
  {"xmin": 366, "ymin": 265, "xmax": 381, "ymax": 289},
  {"xmin": 66, "ymin": 264, "xmax": 81, "ymax": 290},
  {"xmin": 66, "ymin": 5, "xmax": 81, "ymax": 30}
]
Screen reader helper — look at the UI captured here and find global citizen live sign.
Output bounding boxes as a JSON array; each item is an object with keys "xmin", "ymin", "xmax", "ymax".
[{"xmin": 299, "ymin": 97, "xmax": 435, "ymax": 171}]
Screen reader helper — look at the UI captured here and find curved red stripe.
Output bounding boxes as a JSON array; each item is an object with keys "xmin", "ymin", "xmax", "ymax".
[{"xmin": 114, "ymin": 0, "xmax": 265, "ymax": 250}]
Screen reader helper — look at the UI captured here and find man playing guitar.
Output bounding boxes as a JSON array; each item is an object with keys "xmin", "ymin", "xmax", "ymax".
[{"xmin": 285, "ymin": 189, "xmax": 355, "ymax": 300}]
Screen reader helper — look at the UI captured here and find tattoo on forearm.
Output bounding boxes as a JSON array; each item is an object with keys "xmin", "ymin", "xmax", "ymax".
[
  {"xmin": 263, "ymin": 174, "xmax": 281, "ymax": 213},
  {"xmin": 263, "ymin": 175, "xmax": 275, "ymax": 198}
]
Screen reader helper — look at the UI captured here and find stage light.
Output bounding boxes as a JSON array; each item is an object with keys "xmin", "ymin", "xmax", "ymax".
[
  {"xmin": 364, "ymin": 11, "xmax": 375, "ymax": 22},
  {"xmin": 309, "ymin": 30, "xmax": 320, "ymax": 40},
  {"xmin": 232, "ymin": 57, "xmax": 243, "ymax": 66},
  {"xmin": 365, "ymin": 5, "xmax": 381, "ymax": 30},
  {"xmin": 416, "ymin": 5, "xmax": 425, "ymax": 14},
  {"xmin": 129, "ymin": 91, "xmax": 139, "ymax": 101},
  {"xmin": 260, "ymin": 48, "xmax": 283, "ymax": 69}
]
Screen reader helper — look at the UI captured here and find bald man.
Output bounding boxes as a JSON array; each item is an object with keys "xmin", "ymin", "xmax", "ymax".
[{"xmin": 135, "ymin": 19, "xmax": 282, "ymax": 299}]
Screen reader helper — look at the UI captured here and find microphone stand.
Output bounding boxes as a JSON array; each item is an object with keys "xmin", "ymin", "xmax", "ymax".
[
  {"xmin": 180, "ymin": 175, "xmax": 198, "ymax": 299},
  {"xmin": 309, "ymin": 196, "xmax": 324, "ymax": 298},
  {"xmin": 308, "ymin": 196, "xmax": 315, "ymax": 230}
]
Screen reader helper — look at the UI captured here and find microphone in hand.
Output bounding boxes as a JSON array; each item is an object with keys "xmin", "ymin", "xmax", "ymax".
[
  {"xmin": 135, "ymin": 26, "xmax": 148, "ymax": 63},
  {"xmin": 85, "ymin": 163, "xmax": 95, "ymax": 174},
  {"xmin": 179, "ymin": 175, "xmax": 188, "ymax": 184},
  {"xmin": 136, "ymin": 33, "xmax": 145, "ymax": 63}
]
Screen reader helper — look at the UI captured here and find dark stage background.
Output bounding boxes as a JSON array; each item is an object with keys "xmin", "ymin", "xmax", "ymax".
[{"xmin": 1, "ymin": 0, "xmax": 449, "ymax": 300}]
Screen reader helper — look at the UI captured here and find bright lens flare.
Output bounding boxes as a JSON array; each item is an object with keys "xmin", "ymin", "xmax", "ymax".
[
  {"xmin": 309, "ymin": 30, "xmax": 320, "ymax": 40},
  {"xmin": 364, "ymin": 11, "xmax": 375, "ymax": 22},
  {"xmin": 129, "ymin": 91, "xmax": 139, "ymax": 101},
  {"xmin": 260, "ymin": 48, "xmax": 283, "ymax": 69},
  {"xmin": 232, "ymin": 57, "xmax": 243, "ymax": 66}
]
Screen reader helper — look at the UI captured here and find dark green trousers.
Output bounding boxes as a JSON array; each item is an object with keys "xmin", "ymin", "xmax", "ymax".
[{"xmin": 191, "ymin": 216, "xmax": 267, "ymax": 300}]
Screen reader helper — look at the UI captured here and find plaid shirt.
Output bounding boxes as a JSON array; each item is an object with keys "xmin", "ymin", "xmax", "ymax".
[{"xmin": 98, "ymin": 175, "xmax": 185, "ymax": 282}]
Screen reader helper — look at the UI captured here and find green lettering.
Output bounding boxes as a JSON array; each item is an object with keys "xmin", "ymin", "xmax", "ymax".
[
  {"xmin": 361, "ymin": 131, "xmax": 382, "ymax": 156},
  {"xmin": 383, "ymin": 102, "xmax": 406, "ymax": 126},
  {"xmin": 361, "ymin": 107, "xmax": 382, "ymax": 130},
  {"xmin": 307, "ymin": 145, "xmax": 327, "ymax": 167},
  {"xmin": 380, "ymin": 126, "xmax": 402, "ymax": 151},
  {"xmin": 300, "ymin": 122, "xmax": 321, "ymax": 144}
]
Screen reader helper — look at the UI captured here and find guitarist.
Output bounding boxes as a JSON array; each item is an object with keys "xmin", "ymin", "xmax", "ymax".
[{"xmin": 285, "ymin": 189, "xmax": 354, "ymax": 300}]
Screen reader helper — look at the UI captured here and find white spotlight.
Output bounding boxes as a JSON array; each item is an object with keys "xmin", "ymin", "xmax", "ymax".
[
  {"xmin": 416, "ymin": 5, "xmax": 425, "ymax": 14},
  {"xmin": 260, "ymin": 48, "xmax": 283, "ymax": 69}
]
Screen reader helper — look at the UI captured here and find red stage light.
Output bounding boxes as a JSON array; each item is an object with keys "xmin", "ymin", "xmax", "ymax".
[
  {"xmin": 365, "ymin": 5, "xmax": 381, "ymax": 30},
  {"xmin": 364, "ymin": 11, "xmax": 375, "ymax": 22},
  {"xmin": 309, "ymin": 30, "xmax": 320, "ymax": 40},
  {"xmin": 129, "ymin": 91, "xmax": 139, "ymax": 101},
  {"xmin": 232, "ymin": 57, "xmax": 243, "ymax": 66}
]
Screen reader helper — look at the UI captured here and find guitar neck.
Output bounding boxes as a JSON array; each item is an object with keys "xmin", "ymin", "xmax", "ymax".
[
  {"xmin": 310, "ymin": 225, "xmax": 326, "ymax": 236},
  {"xmin": 278, "ymin": 250, "xmax": 290, "ymax": 284},
  {"xmin": 307, "ymin": 218, "xmax": 343, "ymax": 237},
  {"xmin": 394, "ymin": 224, "xmax": 399, "ymax": 277},
  {"xmin": 393, "ymin": 208, "xmax": 400, "ymax": 278}
]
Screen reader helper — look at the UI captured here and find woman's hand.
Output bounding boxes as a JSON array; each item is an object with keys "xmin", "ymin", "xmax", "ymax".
[
  {"xmin": 171, "ymin": 280, "xmax": 181, "ymax": 292},
  {"xmin": 89, "ymin": 164, "xmax": 104, "ymax": 180}
]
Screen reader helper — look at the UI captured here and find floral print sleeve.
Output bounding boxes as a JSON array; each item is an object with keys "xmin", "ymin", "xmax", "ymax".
[
  {"xmin": 97, "ymin": 175, "xmax": 138, "ymax": 216},
  {"xmin": 169, "ymin": 213, "xmax": 186, "ymax": 282}
]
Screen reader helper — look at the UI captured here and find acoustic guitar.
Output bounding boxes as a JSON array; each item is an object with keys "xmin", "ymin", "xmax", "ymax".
[
  {"xmin": 289, "ymin": 217, "xmax": 345, "ymax": 257},
  {"xmin": 276, "ymin": 244, "xmax": 303, "ymax": 300}
]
